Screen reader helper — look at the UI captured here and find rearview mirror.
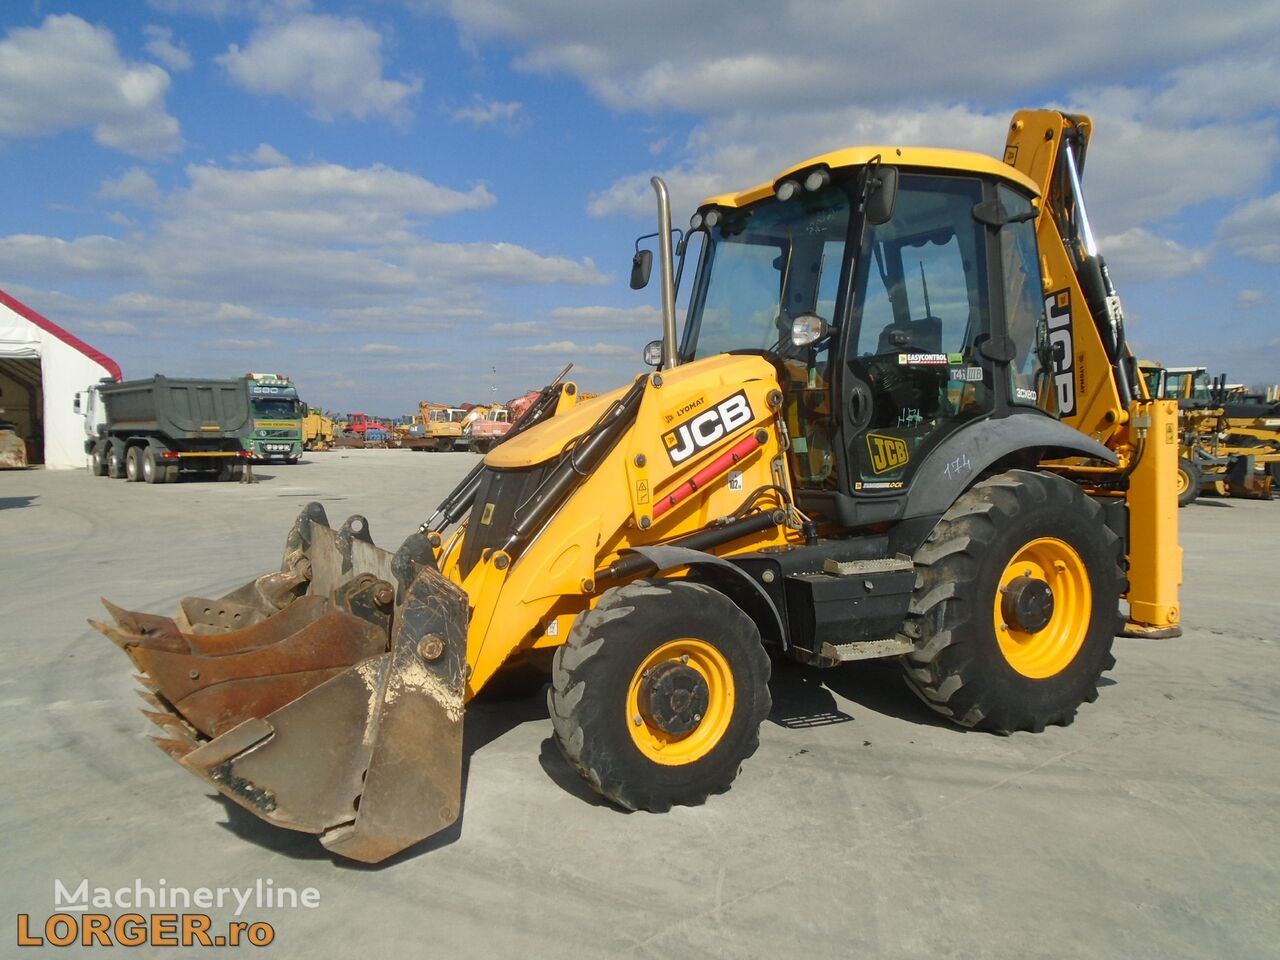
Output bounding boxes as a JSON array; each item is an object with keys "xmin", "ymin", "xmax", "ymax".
[
  {"xmin": 865, "ymin": 165, "xmax": 899, "ymax": 225},
  {"xmin": 630, "ymin": 249, "xmax": 653, "ymax": 290}
]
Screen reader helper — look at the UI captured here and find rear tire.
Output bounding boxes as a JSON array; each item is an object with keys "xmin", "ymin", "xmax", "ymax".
[
  {"xmin": 1177, "ymin": 457, "xmax": 1201, "ymax": 507},
  {"xmin": 548, "ymin": 579, "xmax": 771, "ymax": 812},
  {"xmin": 142, "ymin": 447, "xmax": 162, "ymax": 484},
  {"xmin": 901, "ymin": 470, "xmax": 1121, "ymax": 734},
  {"xmin": 106, "ymin": 442, "xmax": 125, "ymax": 479},
  {"xmin": 124, "ymin": 445, "xmax": 143, "ymax": 482}
]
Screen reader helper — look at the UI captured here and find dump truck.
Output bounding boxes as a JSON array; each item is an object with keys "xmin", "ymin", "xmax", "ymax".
[
  {"xmin": 97, "ymin": 109, "xmax": 1181, "ymax": 863},
  {"xmin": 81, "ymin": 376, "xmax": 252, "ymax": 483},
  {"xmin": 242, "ymin": 372, "xmax": 304, "ymax": 464}
]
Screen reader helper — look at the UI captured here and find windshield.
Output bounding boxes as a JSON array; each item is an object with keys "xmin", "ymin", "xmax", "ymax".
[
  {"xmin": 682, "ymin": 184, "xmax": 851, "ymax": 360},
  {"xmin": 252, "ymin": 397, "xmax": 302, "ymax": 419}
]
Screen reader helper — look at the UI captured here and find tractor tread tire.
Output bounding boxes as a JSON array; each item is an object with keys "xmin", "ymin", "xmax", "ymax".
[
  {"xmin": 902, "ymin": 469, "xmax": 1121, "ymax": 735},
  {"xmin": 548, "ymin": 578, "xmax": 770, "ymax": 813}
]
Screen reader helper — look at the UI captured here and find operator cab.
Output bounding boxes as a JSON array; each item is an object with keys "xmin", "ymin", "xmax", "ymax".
[{"xmin": 675, "ymin": 149, "xmax": 1050, "ymax": 525}]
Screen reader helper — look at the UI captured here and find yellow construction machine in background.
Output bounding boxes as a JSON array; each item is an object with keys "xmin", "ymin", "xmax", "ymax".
[{"xmin": 98, "ymin": 108, "xmax": 1182, "ymax": 863}]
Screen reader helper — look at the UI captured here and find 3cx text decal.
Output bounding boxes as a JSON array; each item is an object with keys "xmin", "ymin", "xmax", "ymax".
[
  {"xmin": 1045, "ymin": 288, "xmax": 1075, "ymax": 417},
  {"xmin": 662, "ymin": 390, "xmax": 754, "ymax": 465},
  {"xmin": 865, "ymin": 432, "xmax": 909, "ymax": 475}
]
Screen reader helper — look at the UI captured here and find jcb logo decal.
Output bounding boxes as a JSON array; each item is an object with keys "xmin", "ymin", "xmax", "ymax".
[
  {"xmin": 662, "ymin": 390, "xmax": 754, "ymax": 465},
  {"xmin": 1045, "ymin": 289, "xmax": 1076, "ymax": 417},
  {"xmin": 866, "ymin": 433, "xmax": 909, "ymax": 475}
]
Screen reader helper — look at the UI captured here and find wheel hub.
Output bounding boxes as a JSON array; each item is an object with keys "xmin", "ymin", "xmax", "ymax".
[
  {"xmin": 1001, "ymin": 575, "xmax": 1055, "ymax": 633},
  {"xmin": 637, "ymin": 661, "xmax": 710, "ymax": 736}
]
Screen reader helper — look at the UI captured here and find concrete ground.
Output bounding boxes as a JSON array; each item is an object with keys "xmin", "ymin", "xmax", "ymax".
[{"xmin": 2, "ymin": 451, "xmax": 1277, "ymax": 958}]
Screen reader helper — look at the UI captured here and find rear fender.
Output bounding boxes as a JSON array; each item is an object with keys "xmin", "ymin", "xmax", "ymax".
[{"xmin": 904, "ymin": 413, "xmax": 1117, "ymax": 518}]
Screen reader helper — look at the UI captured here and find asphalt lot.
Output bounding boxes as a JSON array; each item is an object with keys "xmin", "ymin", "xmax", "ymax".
[{"xmin": 2, "ymin": 450, "xmax": 1277, "ymax": 958}]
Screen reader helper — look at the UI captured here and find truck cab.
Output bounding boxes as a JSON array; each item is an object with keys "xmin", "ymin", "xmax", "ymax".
[{"xmin": 243, "ymin": 372, "xmax": 304, "ymax": 464}]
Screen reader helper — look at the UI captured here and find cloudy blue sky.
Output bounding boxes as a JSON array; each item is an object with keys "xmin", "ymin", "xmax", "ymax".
[{"xmin": 2, "ymin": 0, "xmax": 1277, "ymax": 413}]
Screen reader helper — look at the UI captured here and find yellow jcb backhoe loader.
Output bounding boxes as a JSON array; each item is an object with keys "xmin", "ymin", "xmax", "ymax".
[{"xmin": 97, "ymin": 109, "xmax": 1181, "ymax": 863}]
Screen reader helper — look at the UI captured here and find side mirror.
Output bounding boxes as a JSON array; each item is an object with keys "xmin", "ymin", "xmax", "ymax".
[
  {"xmin": 643, "ymin": 339, "xmax": 663, "ymax": 367},
  {"xmin": 73, "ymin": 393, "xmax": 83, "ymax": 414},
  {"xmin": 630, "ymin": 249, "xmax": 653, "ymax": 290},
  {"xmin": 865, "ymin": 165, "xmax": 899, "ymax": 225}
]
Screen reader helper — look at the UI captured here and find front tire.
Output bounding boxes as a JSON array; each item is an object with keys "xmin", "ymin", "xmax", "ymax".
[
  {"xmin": 902, "ymin": 470, "xmax": 1121, "ymax": 734},
  {"xmin": 548, "ymin": 579, "xmax": 771, "ymax": 812},
  {"xmin": 1176, "ymin": 457, "xmax": 1201, "ymax": 507},
  {"xmin": 89, "ymin": 445, "xmax": 107, "ymax": 476}
]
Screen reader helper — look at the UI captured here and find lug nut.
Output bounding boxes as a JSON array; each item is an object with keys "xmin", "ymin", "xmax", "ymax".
[{"xmin": 373, "ymin": 584, "xmax": 396, "ymax": 607}]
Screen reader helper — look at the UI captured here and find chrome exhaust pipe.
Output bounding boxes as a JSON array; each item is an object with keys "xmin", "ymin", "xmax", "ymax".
[{"xmin": 650, "ymin": 176, "xmax": 680, "ymax": 369}]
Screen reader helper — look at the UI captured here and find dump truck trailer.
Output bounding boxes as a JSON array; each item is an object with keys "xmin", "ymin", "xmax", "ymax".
[{"xmin": 81, "ymin": 376, "xmax": 252, "ymax": 483}]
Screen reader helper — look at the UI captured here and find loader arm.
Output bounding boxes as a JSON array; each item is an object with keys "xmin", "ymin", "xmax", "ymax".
[{"xmin": 1004, "ymin": 109, "xmax": 1181, "ymax": 637}]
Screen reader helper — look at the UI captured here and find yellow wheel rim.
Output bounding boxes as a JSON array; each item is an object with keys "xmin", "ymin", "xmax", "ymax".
[
  {"xmin": 626, "ymin": 639, "xmax": 735, "ymax": 766},
  {"xmin": 1176, "ymin": 465, "xmax": 1190, "ymax": 495},
  {"xmin": 993, "ymin": 537, "xmax": 1092, "ymax": 679}
]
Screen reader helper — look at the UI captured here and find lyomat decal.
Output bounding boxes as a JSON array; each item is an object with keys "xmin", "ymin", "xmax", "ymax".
[
  {"xmin": 662, "ymin": 390, "xmax": 755, "ymax": 465},
  {"xmin": 1045, "ymin": 289, "xmax": 1076, "ymax": 417}
]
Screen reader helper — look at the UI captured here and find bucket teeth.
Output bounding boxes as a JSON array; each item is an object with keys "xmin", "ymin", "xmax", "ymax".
[
  {"xmin": 141, "ymin": 709, "xmax": 199, "ymax": 740},
  {"xmin": 133, "ymin": 673, "xmax": 158, "ymax": 692},
  {"xmin": 136, "ymin": 689, "xmax": 167, "ymax": 711}
]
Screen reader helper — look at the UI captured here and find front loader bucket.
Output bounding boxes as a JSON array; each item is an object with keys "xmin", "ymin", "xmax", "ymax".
[{"xmin": 94, "ymin": 503, "xmax": 471, "ymax": 864}]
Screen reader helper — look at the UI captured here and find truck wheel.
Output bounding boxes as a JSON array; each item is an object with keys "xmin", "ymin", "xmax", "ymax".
[
  {"xmin": 106, "ymin": 443, "xmax": 126, "ymax": 479},
  {"xmin": 438, "ymin": 439, "xmax": 453, "ymax": 452},
  {"xmin": 164, "ymin": 464, "xmax": 179, "ymax": 483},
  {"xmin": 901, "ymin": 470, "xmax": 1121, "ymax": 734},
  {"xmin": 548, "ymin": 579, "xmax": 771, "ymax": 812},
  {"xmin": 124, "ymin": 446, "xmax": 143, "ymax": 482},
  {"xmin": 89, "ymin": 445, "xmax": 107, "ymax": 477},
  {"xmin": 1176, "ymin": 457, "xmax": 1201, "ymax": 507},
  {"xmin": 141, "ymin": 447, "xmax": 164, "ymax": 483}
]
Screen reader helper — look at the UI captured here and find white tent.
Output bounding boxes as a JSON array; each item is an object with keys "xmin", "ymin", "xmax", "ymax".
[{"xmin": 0, "ymin": 288, "xmax": 121, "ymax": 469}]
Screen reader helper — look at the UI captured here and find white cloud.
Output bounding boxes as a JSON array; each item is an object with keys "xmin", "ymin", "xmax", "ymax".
[
  {"xmin": 218, "ymin": 14, "xmax": 422, "ymax": 123},
  {"xmin": 1096, "ymin": 228, "xmax": 1211, "ymax": 281},
  {"xmin": 0, "ymin": 234, "xmax": 143, "ymax": 279},
  {"xmin": 442, "ymin": 1, "xmax": 1280, "ymax": 114},
  {"xmin": 247, "ymin": 143, "xmax": 289, "ymax": 166},
  {"xmin": 209, "ymin": 337, "xmax": 274, "ymax": 349},
  {"xmin": 0, "ymin": 15, "xmax": 181, "ymax": 157},
  {"xmin": 1237, "ymin": 289, "xmax": 1266, "ymax": 309},
  {"xmin": 79, "ymin": 319, "xmax": 139, "ymax": 335},
  {"xmin": 99, "ymin": 168, "xmax": 162, "ymax": 206},
  {"xmin": 488, "ymin": 320, "xmax": 541, "ymax": 335},
  {"xmin": 143, "ymin": 25, "xmax": 193, "ymax": 71},
  {"xmin": 525, "ymin": 340, "xmax": 635, "ymax": 356},
  {"xmin": 1218, "ymin": 193, "xmax": 1280, "ymax": 265},
  {"xmin": 358, "ymin": 343, "xmax": 405, "ymax": 355},
  {"xmin": 550, "ymin": 304, "xmax": 663, "ymax": 331},
  {"xmin": 453, "ymin": 95, "xmax": 523, "ymax": 128}
]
